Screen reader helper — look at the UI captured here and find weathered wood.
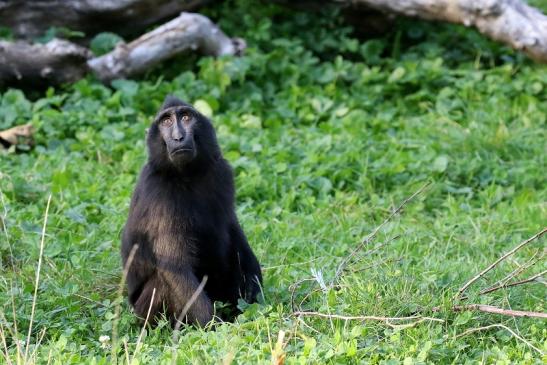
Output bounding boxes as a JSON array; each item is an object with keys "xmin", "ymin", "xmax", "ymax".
[
  {"xmin": 275, "ymin": 0, "xmax": 547, "ymax": 62},
  {"xmin": 0, "ymin": 0, "xmax": 210, "ymax": 39},
  {"xmin": 0, "ymin": 39, "xmax": 91, "ymax": 88},
  {"xmin": 0, "ymin": 123, "xmax": 34, "ymax": 150},
  {"xmin": 0, "ymin": 12, "xmax": 242, "ymax": 87},
  {"xmin": 88, "ymin": 12, "xmax": 245, "ymax": 83}
]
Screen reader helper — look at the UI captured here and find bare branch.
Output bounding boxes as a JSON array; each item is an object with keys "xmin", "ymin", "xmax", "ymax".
[
  {"xmin": 294, "ymin": 311, "xmax": 444, "ymax": 329},
  {"xmin": 0, "ymin": 12, "xmax": 242, "ymax": 87},
  {"xmin": 479, "ymin": 269, "xmax": 547, "ymax": 295},
  {"xmin": 432, "ymin": 304, "xmax": 547, "ymax": 319},
  {"xmin": 456, "ymin": 227, "xmax": 547, "ymax": 299},
  {"xmin": 483, "ymin": 249, "xmax": 544, "ymax": 292}
]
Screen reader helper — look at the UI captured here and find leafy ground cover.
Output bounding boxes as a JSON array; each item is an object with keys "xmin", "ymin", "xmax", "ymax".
[{"xmin": 0, "ymin": 0, "xmax": 546, "ymax": 363}]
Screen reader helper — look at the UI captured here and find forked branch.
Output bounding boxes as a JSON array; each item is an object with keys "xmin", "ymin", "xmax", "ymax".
[{"xmin": 456, "ymin": 227, "xmax": 547, "ymax": 299}]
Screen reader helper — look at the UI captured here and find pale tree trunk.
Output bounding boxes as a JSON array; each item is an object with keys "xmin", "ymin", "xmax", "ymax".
[
  {"xmin": 88, "ymin": 12, "xmax": 245, "ymax": 83},
  {"xmin": 0, "ymin": 39, "xmax": 91, "ymax": 88},
  {"xmin": 0, "ymin": 12, "xmax": 243, "ymax": 88},
  {"xmin": 298, "ymin": 0, "xmax": 547, "ymax": 62}
]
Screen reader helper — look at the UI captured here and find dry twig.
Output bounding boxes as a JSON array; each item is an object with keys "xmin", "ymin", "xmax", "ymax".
[
  {"xmin": 456, "ymin": 227, "xmax": 547, "ymax": 299},
  {"xmin": 289, "ymin": 183, "xmax": 432, "ymax": 330},
  {"xmin": 294, "ymin": 311, "xmax": 444, "ymax": 329},
  {"xmin": 479, "ymin": 269, "xmax": 547, "ymax": 295},
  {"xmin": 431, "ymin": 304, "xmax": 547, "ymax": 319},
  {"xmin": 480, "ymin": 249, "xmax": 544, "ymax": 293}
]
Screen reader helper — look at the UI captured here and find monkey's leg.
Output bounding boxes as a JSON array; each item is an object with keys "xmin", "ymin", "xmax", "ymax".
[{"xmin": 159, "ymin": 268, "xmax": 214, "ymax": 327}]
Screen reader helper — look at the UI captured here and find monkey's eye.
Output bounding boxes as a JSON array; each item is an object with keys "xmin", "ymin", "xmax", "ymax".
[
  {"xmin": 161, "ymin": 117, "xmax": 173, "ymax": 127},
  {"xmin": 181, "ymin": 113, "xmax": 190, "ymax": 122}
]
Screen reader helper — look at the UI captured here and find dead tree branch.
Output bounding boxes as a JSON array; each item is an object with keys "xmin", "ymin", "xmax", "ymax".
[
  {"xmin": 456, "ymin": 227, "xmax": 547, "ymax": 299},
  {"xmin": 432, "ymin": 304, "xmax": 547, "ymax": 319},
  {"xmin": 294, "ymin": 311, "xmax": 444, "ymax": 329},
  {"xmin": 483, "ymin": 249, "xmax": 544, "ymax": 292},
  {"xmin": 479, "ymin": 269, "xmax": 547, "ymax": 295},
  {"xmin": 88, "ymin": 12, "xmax": 244, "ymax": 83},
  {"xmin": 0, "ymin": 12, "xmax": 243, "ymax": 87}
]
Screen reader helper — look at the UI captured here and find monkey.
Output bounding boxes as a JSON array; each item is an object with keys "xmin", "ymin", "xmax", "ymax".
[{"xmin": 121, "ymin": 95, "xmax": 262, "ymax": 327}]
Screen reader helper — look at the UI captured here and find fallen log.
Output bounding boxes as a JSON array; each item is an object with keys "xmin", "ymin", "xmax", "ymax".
[
  {"xmin": 88, "ymin": 12, "xmax": 245, "ymax": 83},
  {"xmin": 0, "ymin": 12, "xmax": 243, "ymax": 87},
  {"xmin": 0, "ymin": 39, "xmax": 91, "ymax": 88},
  {"xmin": 275, "ymin": 0, "xmax": 547, "ymax": 63}
]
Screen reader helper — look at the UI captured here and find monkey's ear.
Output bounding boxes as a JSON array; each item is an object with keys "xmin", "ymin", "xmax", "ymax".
[{"xmin": 162, "ymin": 95, "xmax": 191, "ymax": 110}]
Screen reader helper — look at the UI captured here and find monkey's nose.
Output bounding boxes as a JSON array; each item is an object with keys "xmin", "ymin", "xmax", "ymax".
[{"xmin": 172, "ymin": 132, "xmax": 185, "ymax": 141}]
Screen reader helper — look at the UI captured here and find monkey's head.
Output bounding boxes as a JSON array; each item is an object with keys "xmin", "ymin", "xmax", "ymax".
[{"xmin": 147, "ymin": 96, "xmax": 221, "ymax": 172}]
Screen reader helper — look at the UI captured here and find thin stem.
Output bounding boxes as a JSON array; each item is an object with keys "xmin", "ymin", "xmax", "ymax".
[{"xmin": 24, "ymin": 194, "xmax": 51, "ymax": 362}]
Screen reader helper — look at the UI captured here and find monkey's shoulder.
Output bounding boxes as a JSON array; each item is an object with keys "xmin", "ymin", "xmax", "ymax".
[{"xmin": 129, "ymin": 163, "xmax": 234, "ymax": 218}]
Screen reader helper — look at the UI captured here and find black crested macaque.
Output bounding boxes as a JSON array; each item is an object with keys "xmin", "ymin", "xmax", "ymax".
[{"xmin": 121, "ymin": 96, "xmax": 262, "ymax": 327}]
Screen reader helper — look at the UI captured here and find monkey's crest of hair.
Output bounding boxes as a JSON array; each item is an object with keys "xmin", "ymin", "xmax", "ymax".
[
  {"xmin": 161, "ymin": 95, "xmax": 192, "ymax": 110},
  {"xmin": 146, "ymin": 95, "xmax": 221, "ymax": 175}
]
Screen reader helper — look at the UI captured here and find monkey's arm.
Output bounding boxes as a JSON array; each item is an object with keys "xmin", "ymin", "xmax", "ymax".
[{"xmin": 229, "ymin": 222, "xmax": 263, "ymax": 303}]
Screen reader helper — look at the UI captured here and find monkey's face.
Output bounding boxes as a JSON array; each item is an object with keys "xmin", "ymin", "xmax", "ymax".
[
  {"xmin": 156, "ymin": 106, "xmax": 199, "ymax": 165},
  {"xmin": 147, "ymin": 97, "xmax": 220, "ymax": 172}
]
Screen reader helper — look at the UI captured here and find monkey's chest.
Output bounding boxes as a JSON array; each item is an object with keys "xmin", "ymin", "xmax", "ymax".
[{"xmin": 148, "ymin": 197, "xmax": 230, "ymax": 260}]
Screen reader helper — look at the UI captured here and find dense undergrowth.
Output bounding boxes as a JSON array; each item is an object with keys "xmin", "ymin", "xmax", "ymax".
[{"xmin": 0, "ymin": 0, "xmax": 546, "ymax": 363}]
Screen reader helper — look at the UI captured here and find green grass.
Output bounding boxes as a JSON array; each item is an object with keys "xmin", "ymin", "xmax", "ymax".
[{"xmin": 1, "ymin": 0, "xmax": 546, "ymax": 363}]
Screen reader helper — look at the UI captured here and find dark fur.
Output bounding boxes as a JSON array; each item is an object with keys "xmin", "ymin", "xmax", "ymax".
[{"xmin": 121, "ymin": 96, "xmax": 262, "ymax": 327}]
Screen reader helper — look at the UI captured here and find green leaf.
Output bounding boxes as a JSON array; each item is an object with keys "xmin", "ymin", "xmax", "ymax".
[
  {"xmin": 194, "ymin": 99, "xmax": 214, "ymax": 118},
  {"xmin": 433, "ymin": 155, "xmax": 449, "ymax": 172},
  {"xmin": 388, "ymin": 67, "xmax": 406, "ymax": 83},
  {"xmin": 90, "ymin": 32, "xmax": 124, "ymax": 56}
]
